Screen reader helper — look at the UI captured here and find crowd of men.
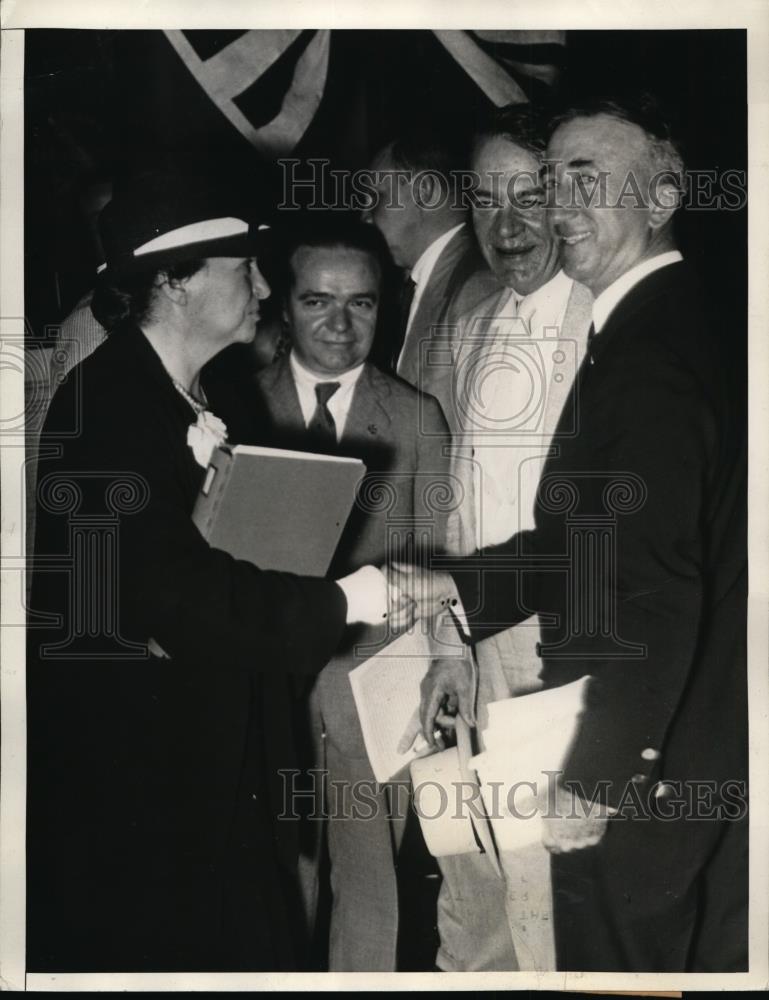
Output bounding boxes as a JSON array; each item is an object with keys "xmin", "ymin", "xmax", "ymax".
[{"xmin": 36, "ymin": 94, "xmax": 747, "ymax": 974}]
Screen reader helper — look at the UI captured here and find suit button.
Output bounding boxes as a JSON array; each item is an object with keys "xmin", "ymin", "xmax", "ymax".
[
  {"xmin": 641, "ymin": 747, "xmax": 660, "ymax": 761},
  {"xmin": 535, "ymin": 642, "xmax": 542, "ymax": 657},
  {"xmin": 630, "ymin": 773, "xmax": 647, "ymax": 785}
]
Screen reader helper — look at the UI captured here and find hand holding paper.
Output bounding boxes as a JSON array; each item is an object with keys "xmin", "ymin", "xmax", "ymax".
[{"xmin": 412, "ymin": 653, "xmax": 477, "ymax": 751}]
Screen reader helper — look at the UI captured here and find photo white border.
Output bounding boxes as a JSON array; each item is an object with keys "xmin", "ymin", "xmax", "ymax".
[{"xmin": 2, "ymin": 0, "xmax": 767, "ymax": 992}]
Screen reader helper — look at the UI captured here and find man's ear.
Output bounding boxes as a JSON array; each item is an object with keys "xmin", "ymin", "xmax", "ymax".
[
  {"xmin": 648, "ymin": 179, "xmax": 681, "ymax": 230},
  {"xmin": 415, "ymin": 171, "xmax": 441, "ymax": 210}
]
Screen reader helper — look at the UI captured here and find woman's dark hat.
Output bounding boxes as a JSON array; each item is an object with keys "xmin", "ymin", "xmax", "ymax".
[{"xmin": 96, "ymin": 169, "xmax": 273, "ymax": 278}]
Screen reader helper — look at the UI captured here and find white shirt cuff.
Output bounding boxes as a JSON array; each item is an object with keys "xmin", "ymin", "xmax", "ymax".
[
  {"xmin": 336, "ymin": 565, "xmax": 389, "ymax": 625},
  {"xmin": 448, "ymin": 591, "xmax": 471, "ymax": 639}
]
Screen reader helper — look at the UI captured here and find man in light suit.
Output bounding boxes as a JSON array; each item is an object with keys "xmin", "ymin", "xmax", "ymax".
[
  {"xmin": 408, "ymin": 105, "xmax": 593, "ymax": 972},
  {"xmin": 395, "ymin": 95, "xmax": 747, "ymax": 972},
  {"xmin": 362, "ymin": 124, "xmax": 499, "ymax": 409},
  {"xmin": 254, "ymin": 218, "xmax": 451, "ymax": 971}
]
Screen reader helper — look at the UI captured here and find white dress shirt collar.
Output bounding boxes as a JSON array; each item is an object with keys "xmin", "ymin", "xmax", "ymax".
[
  {"xmin": 510, "ymin": 267, "xmax": 574, "ymax": 325},
  {"xmin": 288, "ymin": 351, "xmax": 365, "ymax": 440},
  {"xmin": 410, "ymin": 221, "xmax": 465, "ymax": 290},
  {"xmin": 592, "ymin": 250, "xmax": 683, "ymax": 333},
  {"xmin": 289, "ymin": 350, "xmax": 364, "ymax": 391},
  {"xmin": 405, "ymin": 222, "xmax": 465, "ymax": 335}
]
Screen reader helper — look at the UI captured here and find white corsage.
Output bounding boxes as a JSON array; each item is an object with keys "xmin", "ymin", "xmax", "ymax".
[{"xmin": 187, "ymin": 410, "xmax": 228, "ymax": 468}]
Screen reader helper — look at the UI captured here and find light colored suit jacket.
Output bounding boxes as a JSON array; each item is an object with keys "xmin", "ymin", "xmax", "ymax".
[
  {"xmin": 397, "ymin": 223, "xmax": 500, "ymax": 423},
  {"xmin": 445, "ymin": 280, "xmax": 594, "ymax": 710}
]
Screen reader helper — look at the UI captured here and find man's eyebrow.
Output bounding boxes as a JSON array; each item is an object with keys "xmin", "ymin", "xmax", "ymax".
[
  {"xmin": 297, "ymin": 289, "xmax": 379, "ymax": 299},
  {"xmin": 566, "ymin": 157, "xmax": 596, "ymax": 168}
]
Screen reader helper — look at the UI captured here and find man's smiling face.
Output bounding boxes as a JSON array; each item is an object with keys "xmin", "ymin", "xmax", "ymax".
[
  {"xmin": 471, "ymin": 135, "xmax": 560, "ymax": 295},
  {"xmin": 285, "ymin": 245, "xmax": 380, "ymax": 376},
  {"xmin": 546, "ymin": 114, "xmax": 658, "ymax": 296}
]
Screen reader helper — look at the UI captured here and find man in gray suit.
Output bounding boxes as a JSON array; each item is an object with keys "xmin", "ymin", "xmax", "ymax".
[
  {"xmin": 254, "ymin": 218, "xmax": 450, "ymax": 971},
  {"xmin": 362, "ymin": 125, "xmax": 499, "ymax": 413},
  {"xmin": 415, "ymin": 105, "xmax": 594, "ymax": 972}
]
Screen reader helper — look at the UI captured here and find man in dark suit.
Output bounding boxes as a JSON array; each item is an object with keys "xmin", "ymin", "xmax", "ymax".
[
  {"xmin": 362, "ymin": 125, "xmax": 499, "ymax": 406},
  {"xmin": 254, "ymin": 218, "xmax": 451, "ymax": 971},
  {"xmin": 392, "ymin": 95, "xmax": 747, "ymax": 972}
]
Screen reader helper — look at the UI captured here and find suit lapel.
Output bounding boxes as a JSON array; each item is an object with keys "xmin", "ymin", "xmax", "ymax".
[
  {"xmin": 342, "ymin": 364, "xmax": 393, "ymax": 445},
  {"xmin": 259, "ymin": 356, "xmax": 306, "ymax": 432},
  {"xmin": 398, "ymin": 226, "xmax": 469, "ymax": 383},
  {"xmin": 542, "ymin": 280, "xmax": 593, "ymax": 440},
  {"xmin": 409, "ymin": 227, "xmax": 468, "ymax": 338},
  {"xmin": 444, "ymin": 288, "xmax": 512, "ymax": 558}
]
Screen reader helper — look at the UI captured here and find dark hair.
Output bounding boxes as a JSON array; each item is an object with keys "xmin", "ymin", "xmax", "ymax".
[
  {"xmin": 472, "ymin": 103, "xmax": 550, "ymax": 159},
  {"xmin": 549, "ymin": 93, "xmax": 686, "ymax": 188},
  {"xmin": 90, "ymin": 258, "xmax": 205, "ymax": 332},
  {"xmin": 281, "ymin": 215, "xmax": 392, "ymax": 292}
]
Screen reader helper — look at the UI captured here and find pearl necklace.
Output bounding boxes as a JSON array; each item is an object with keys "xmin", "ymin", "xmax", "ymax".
[{"xmin": 172, "ymin": 379, "xmax": 209, "ymax": 416}]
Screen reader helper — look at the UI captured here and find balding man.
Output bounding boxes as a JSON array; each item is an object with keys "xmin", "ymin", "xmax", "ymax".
[
  {"xmin": 363, "ymin": 124, "xmax": 499, "ymax": 408},
  {"xmin": 394, "ymin": 95, "xmax": 747, "ymax": 972}
]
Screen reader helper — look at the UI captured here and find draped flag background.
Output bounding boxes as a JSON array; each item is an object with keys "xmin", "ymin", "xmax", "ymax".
[{"xmin": 24, "ymin": 28, "xmax": 746, "ymax": 348}]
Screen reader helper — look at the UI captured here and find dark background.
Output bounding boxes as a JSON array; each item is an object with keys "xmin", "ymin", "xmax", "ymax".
[
  {"xmin": 20, "ymin": 29, "xmax": 750, "ymax": 971},
  {"xmin": 24, "ymin": 28, "xmax": 747, "ymax": 359}
]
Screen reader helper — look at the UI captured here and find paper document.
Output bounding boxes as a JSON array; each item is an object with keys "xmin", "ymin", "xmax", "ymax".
[
  {"xmin": 349, "ymin": 625, "xmax": 436, "ymax": 783},
  {"xmin": 470, "ymin": 676, "xmax": 590, "ymax": 852}
]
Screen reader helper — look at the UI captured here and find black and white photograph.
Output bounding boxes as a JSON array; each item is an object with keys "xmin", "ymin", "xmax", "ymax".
[{"xmin": 1, "ymin": 0, "xmax": 767, "ymax": 991}]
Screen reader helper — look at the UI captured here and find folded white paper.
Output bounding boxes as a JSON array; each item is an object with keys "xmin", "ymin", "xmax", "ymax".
[
  {"xmin": 349, "ymin": 625, "xmax": 434, "ymax": 783},
  {"xmin": 470, "ymin": 676, "xmax": 590, "ymax": 852}
]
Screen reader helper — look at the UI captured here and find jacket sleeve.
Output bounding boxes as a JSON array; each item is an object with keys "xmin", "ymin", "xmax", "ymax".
[
  {"xmin": 444, "ymin": 338, "xmax": 723, "ymax": 809},
  {"xmin": 34, "ymin": 382, "xmax": 347, "ymax": 678},
  {"xmin": 414, "ymin": 392, "xmax": 452, "ymax": 555}
]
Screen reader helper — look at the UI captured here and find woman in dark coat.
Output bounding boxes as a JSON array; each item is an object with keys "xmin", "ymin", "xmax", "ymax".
[{"xmin": 26, "ymin": 174, "xmax": 388, "ymax": 973}]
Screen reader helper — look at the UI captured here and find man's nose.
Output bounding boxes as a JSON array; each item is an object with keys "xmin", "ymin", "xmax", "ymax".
[
  {"xmin": 330, "ymin": 306, "xmax": 351, "ymax": 333},
  {"xmin": 495, "ymin": 205, "xmax": 526, "ymax": 239}
]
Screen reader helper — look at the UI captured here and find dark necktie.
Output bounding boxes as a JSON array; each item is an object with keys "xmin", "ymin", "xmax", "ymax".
[
  {"xmin": 309, "ymin": 381, "xmax": 340, "ymax": 446},
  {"xmin": 587, "ymin": 322, "xmax": 597, "ymax": 366},
  {"xmin": 391, "ymin": 274, "xmax": 417, "ymax": 373}
]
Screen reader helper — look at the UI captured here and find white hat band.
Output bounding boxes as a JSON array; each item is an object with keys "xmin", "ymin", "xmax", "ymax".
[
  {"xmin": 96, "ymin": 217, "xmax": 272, "ymax": 274},
  {"xmin": 133, "ymin": 216, "xmax": 249, "ymax": 257}
]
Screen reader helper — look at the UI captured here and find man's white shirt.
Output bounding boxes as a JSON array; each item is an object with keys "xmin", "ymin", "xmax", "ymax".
[
  {"xmin": 289, "ymin": 350, "xmax": 365, "ymax": 441},
  {"xmin": 464, "ymin": 268, "xmax": 578, "ymax": 549},
  {"xmin": 395, "ymin": 222, "xmax": 465, "ymax": 372},
  {"xmin": 592, "ymin": 250, "xmax": 683, "ymax": 333}
]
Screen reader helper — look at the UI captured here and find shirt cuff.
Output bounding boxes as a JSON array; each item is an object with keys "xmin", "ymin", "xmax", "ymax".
[
  {"xmin": 448, "ymin": 591, "xmax": 471, "ymax": 639},
  {"xmin": 336, "ymin": 565, "xmax": 389, "ymax": 625}
]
